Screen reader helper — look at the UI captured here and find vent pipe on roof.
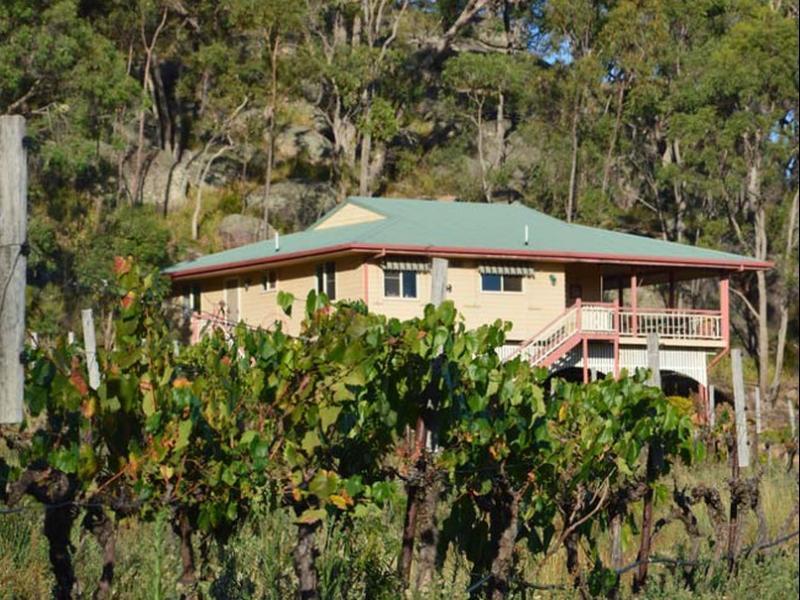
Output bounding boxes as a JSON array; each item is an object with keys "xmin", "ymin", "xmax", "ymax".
[
  {"xmin": 275, "ymin": 232, "xmax": 280, "ymax": 252},
  {"xmin": 524, "ymin": 225, "xmax": 529, "ymax": 245}
]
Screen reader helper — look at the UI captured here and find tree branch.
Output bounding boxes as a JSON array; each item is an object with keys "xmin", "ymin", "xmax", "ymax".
[{"xmin": 731, "ymin": 286, "xmax": 759, "ymax": 321}]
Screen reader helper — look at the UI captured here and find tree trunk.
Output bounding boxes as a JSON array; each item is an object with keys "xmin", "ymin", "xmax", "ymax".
[
  {"xmin": 174, "ymin": 510, "xmax": 196, "ymax": 586},
  {"xmin": 565, "ymin": 533, "xmax": 580, "ymax": 578},
  {"xmin": 84, "ymin": 506, "xmax": 116, "ymax": 600},
  {"xmin": 493, "ymin": 91, "xmax": 506, "ymax": 170},
  {"xmin": 601, "ymin": 79, "xmax": 625, "ymax": 196},
  {"xmin": 487, "ymin": 491, "xmax": 520, "ymax": 600},
  {"xmin": 294, "ymin": 522, "xmax": 320, "ymax": 600},
  {"xmin": 726, "ymin": 433, "xmax": 741, "ymax": 572},
  {"xmin": 8, "ymin": 469, "xmax": 78, "ymax": 600},
  {"xmin": 399, "ymin": 418, "xmax": 427, "ymax": 586},
  {"xmin": 132, "ymin": 9, "xmax": 168, "ymax": 205},
  {"xmin": 610, "ymin": 514, "xmax": 622, "ymax": 569},
  {"xmin": 566, "ymin": 89, "xmax": 581, "ymax": 222},
  {"xmin": 747, "ymin": 142, "xmax": 769, "ymax": 426},
  {"xmin": 414, "ymin": 475, "xmax": 442, "ymax": 591},
  {"xmin": 753, "ymin": 202, "xmax": 768, "ymax": 459},
  {"xmin": 262, "ymin": 34, "xmax": 281, "ymax": 240},
  {"xmin": 45, "ymin": 504, "xmax": 78, "ymax": 600},
  {"xmin": 474, "ymin": 98, "xmax": 492, "ymax": 202},
  {"xmin": 770, "ymin": 189, "xmax": 798, "ymax": 401},
  {"xmin": 633, "ymin": 442, "xmax": 663, "ymax": 591},
  {"xmin": 191, "ymin": 146, "xmax": 228, "ymax": 240},
  {"xmin": 358, "ymin": 105, "xmax": 373, "ymax": 196}
]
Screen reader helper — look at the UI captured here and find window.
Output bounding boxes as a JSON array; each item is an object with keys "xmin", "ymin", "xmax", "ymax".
[
  {"xmin": 384, "ymin": 270, "xmax": 418, "ymax": 298},
  {"xmin": 262, "ymin": 271, "xmax": 277, "ymax": 292},
  {"xmin": 183, "ymin": 285, "xmax": 201, "ymax": 313},
  {"xmin": 316, "ymin": 261, "xmax": 336, "ymax": 299},
  {"xmin": 481, "ymin": 273, "xmax": 523, "ymax": 293}
]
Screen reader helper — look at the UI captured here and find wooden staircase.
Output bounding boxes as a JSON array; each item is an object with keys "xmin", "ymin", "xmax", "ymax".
[{"xmin": 505, "ymin": 300, "xmax": 615, "ymax": 367}]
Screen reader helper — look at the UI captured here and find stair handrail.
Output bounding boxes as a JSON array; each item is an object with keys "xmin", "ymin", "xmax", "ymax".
[{"xmin": 506, "ymin": 302, "xmax": 581, "ymax": 362}]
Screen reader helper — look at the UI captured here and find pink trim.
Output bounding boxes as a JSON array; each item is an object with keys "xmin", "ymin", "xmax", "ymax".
[
  {"xmin": 582, "ymin": 337, "xmax": 589, "ymax": 383},
  {"xmin": 540, "ymin": 333, "xmax": 582, "ymax": 367},
  {"xmin": 720, "ymin": 276, "xmax": 730, "ymax": 350},
  {"xmin": 631, "ymin": 274, "xmax": 638, "ymax": 337},
  {"xmin": 362, "ymin": 261, "xmax": 369, "ymax": 307},
  {"xmin": 513, "ymin": 304, "xmax": 579, "ymax": 351},
  {"xmin": 708, "ymin": 347, "xmax": 729, "ymax": 370},
  {"xmin": 620, "ymin": 307, "xmax": 720, "ymax": 315},
  {"xmin": 613, "ymin": 299, "xmax": 620, "ymax": 379},
  {"xmin": 168, "ymin": 241, "xmax": 773, "ymax": 280}
]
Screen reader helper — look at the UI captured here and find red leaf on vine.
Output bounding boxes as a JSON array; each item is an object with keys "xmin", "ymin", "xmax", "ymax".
[
  {"xmin": 113, "ymin": 255, "xmax": 132, "ymax": 275},
  {"xmin": 70, "ymin": 357, "xmax": 89, "ymax": 397}
]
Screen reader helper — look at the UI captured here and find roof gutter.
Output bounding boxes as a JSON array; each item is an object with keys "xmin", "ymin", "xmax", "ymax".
[{"xmin": 166, "ymin": 242, "xmax": 773, "ymax": 281}]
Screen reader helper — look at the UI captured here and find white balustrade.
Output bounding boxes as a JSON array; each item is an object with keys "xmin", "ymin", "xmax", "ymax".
[{"xmin": 507, "ymin": 303, "xmax": 723, "ymax": 366}]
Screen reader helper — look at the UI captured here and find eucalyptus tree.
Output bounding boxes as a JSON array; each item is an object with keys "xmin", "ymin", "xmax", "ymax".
[
  {"xmin": 668, "ymin": 0, "xmax": 798, "ymax": 401},
  {"xmin": 298, "ymin": 0, "xmax": 410, "ymax": 199},
  {"xmin": 443, "ymin": 52, "xmax": 539, "ymax": 202}
]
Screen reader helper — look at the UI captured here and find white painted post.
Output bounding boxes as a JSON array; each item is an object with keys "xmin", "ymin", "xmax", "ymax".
[
  {"xmin": 731, "ymin": 349, "xmax": 750, "ymax": 468},
  {"xmin": 67, "ymin": 331, "xmax": 75, "ymax": 345},
  {"xmin": 0, "ymin": 115, "xmax": 27, "ymax": 424},
  {"xmin": 646, "ymin": 333, "xmax": 661, "ymax": 388},
  {"xmin": 788, "ymin": 399, "xmax": 797, "ymax": 440},
  {"xmin": 81, "ymin": 309, "xmax": 101, "ymax": 390},
  {"xmin": 708, "ymin": 385, "xmax": 716, "ymax": 428}
]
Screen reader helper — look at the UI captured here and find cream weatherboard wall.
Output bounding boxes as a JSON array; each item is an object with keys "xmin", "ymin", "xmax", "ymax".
[
  {"xmin": 194, "ymin": 255, "xmax": 365, "ymax": 335},
  {"xmin": 366, "ymin": 259, "xmax": 566, "ymax": 340},
  {"xmin": 191, "ymin": 256, "xmax": 568, "ymax": 340}
]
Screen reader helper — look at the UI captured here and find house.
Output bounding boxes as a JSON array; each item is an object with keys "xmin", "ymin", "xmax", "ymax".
[{"xmin": 164, "ymin": 196, "xmax": 770, "ymax": 400}]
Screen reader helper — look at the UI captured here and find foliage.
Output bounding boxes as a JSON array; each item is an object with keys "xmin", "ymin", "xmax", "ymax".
[{"xmin": 5, "ymin": 258, "xmax": 712, "ymax": 598}]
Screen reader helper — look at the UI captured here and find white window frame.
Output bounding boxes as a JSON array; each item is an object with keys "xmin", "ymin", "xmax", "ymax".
[
  {"xmin": 316, "ymin": 261, "xmax": 337, "ymax": 300},
  {"xmin": 383, "ymin": 269, "xmax": 419, "ymax": 300},
  {"xmin": 183, "ymin": 284, "xmax": 201, "ymax": 313},
  {"xmin": 261, "ymin": 270, "xmax": 278, "ymax": 293},
  {"xmin": 479, "ymin": 272, "xmax": 525, "ymax": 294}
]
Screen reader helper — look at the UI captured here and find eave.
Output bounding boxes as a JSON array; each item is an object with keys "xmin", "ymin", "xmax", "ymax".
[{"xmin": 166, "ymin": 242, "xmax": 772, "ymax": 282}]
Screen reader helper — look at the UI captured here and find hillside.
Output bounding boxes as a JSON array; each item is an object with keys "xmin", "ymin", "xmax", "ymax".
[{"xmin": 2, "ymin": 0, "xmax": 798, "ymax": 393}]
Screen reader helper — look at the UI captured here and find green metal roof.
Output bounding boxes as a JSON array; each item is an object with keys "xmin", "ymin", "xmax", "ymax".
[{"xmin": 165, "ymin": 196, "xmax": 769, "ymax": 277}]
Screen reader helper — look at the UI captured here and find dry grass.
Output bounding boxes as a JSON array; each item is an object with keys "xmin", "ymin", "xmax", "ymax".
[{"xmin": 1, "ymin": 460, "xmax": 797, "ymax": 599}]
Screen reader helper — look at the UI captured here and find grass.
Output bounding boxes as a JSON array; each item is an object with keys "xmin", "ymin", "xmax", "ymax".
[{"xmin": 1, "ymin": 461, "xmax": 797, "ymax": 599}]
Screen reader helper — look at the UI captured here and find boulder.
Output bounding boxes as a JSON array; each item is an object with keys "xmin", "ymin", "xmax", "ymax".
[
  {"xmin": 246, "ymin": 180, "xmax": 338, "ymax": 231},
  {"xmin": 274, "ymin": 125, "xmax": 332, "ymax": 165},
  {"xmin": 217, "ymin": 214, "xmax": 263, "ymax": 249}
]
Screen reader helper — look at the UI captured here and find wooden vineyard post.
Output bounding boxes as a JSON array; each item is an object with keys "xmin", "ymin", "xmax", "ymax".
[
  {"xmin": 708, "ymin": 385, "xmax": 716, "ymax": 428},
  {"xmin": 634, "ymin": 334, "xmax": 661, "ymax": 591},
  {"xmin": 731, "ymin": 349, "xmax": 750, "ymax": 468},
  {"xmin": 0, "ymin": 115, "xmax": 27, "ymax": 424},
  {"xmin": 400, "ymin": 256, "xmax": 448, "ymax": 588},
  {"xmin": 81, "ymin": 309, "xmax": 101, "ymax": 390},
  {"xmin": 727, "ymin": 348, "xmax": 749, "ymax": 571}
]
